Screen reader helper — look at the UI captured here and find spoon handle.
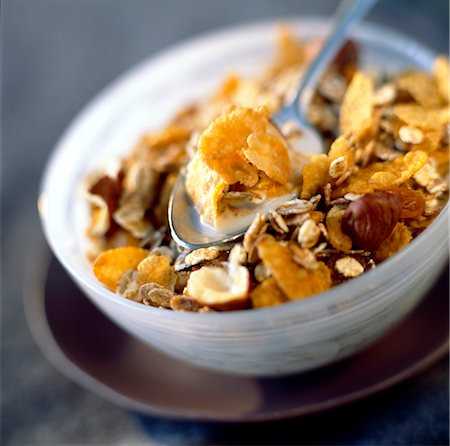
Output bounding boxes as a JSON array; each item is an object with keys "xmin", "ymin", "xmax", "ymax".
[{"xmin": 290, "ymin": 0, "xmax": 378, "ymax": 116}]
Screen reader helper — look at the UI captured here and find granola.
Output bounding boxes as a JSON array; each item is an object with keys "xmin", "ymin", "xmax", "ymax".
[{"xmin": 86, "ymin": 27, "xmax": 449, "ymax": 311}]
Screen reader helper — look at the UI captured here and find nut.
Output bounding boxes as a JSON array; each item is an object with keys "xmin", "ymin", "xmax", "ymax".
[
  {"xmin": 341, "ymin": 191, "xmax": 402, "ymax": 251},
  {"xmin": 185, "ymin": 265, "xmax": 250, "ymax": 310}
]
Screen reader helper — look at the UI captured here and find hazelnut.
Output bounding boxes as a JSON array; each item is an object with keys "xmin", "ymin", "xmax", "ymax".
[{"xmin": 341, "ymin": 191, "xmax": 402, "ymax": 251}]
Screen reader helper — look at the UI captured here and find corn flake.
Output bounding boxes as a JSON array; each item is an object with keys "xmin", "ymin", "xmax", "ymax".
[
  {"xmin": 433, "ymin": 56, "xmax": 450, "ymax": 103},
  {"xmin": 396, "ymin": 70, "xmax": 443, "ymax": 109},
  {"xmin": 393, "ymin": 104, "xmax": 449, "ymax": 130},
  {"xmin": 137, "ymin": 254, "xmax": 176, "ymax": 290},
  {"xmin": 93, "ymin": 246, "xmax": 149, "ymax": 291},
  {"xmin": 374, "ymin": 223, "xmax": 412, "ymax": 262},
  {"xmin": 198, "ymin": 107, "xmax": 268, "ymax": 186},
  {"xmin": 325, "ymin": 206, "xmax": 352, "ymax": 252},
  {"xmin": 251, "ymin": 277, "xmax": 288, "ymax": 308},
  {"xmin": 300, "ymin": 154, "xmax": 330, "ymax": 199},
  {"xmin": 340, "ymin": 71, "xmax": 375, "ymax": 143},
  {"xmin": 244, "ymin": 131, "xmax": 290, "ymax": 184},
  {"xmin": 257, "ymin": 235, "xmax": 331, "ymax": 300}
]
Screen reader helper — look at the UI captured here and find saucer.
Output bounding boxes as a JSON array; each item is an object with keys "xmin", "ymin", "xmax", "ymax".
[{"xmin": 25, "ymin": 248, "xmax": 449, "ymax": 422}]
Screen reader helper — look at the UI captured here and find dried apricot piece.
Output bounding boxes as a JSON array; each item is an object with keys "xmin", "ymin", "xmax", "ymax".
[
  {"xmin": 137, "ymin": 254, "xmax": 176, "ymax": 290},
  {"xmin": 300, "ymin": 154, "xmax": 330, "ymax": 199},
  {"xmin": 244, "ymin": 131, "xmax": 290, "ymax": 184},
  {"xmin": 326, "ymin": 206, "xmax": 352, "ymax": 252},
  {"xmin": 93, "ymin": 246, "xmax": 149, "ymax": 291},
  {"xmin": 251, "ymin": 277, "xmax": 288, "ymax": 308},
  {"xmin": 374, "ymin": 223, "xmax": 412, "ymax": 262},
  {"xmin": 257, "ymin": 235, "xmax": 331, "ymax": 299},
  {"xmin": 340, "ymin": 71, "xmax": 375, "ymax": 143}
]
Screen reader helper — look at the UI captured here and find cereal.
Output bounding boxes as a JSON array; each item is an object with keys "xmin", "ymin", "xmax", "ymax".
[
  {"xmin": 374, "ymin": 223, "xmax": 412, "ymax": 262},
  {"xmin": 244, "ymin": 131, "xmax": 290, "ymax": 184},
  {"xmin": 340, "ymin": 71, "xmax": 374, "ymax": 143},
  {"xmin": 93, "ymin": 246, "xmax": 149, "ymax": 290},
  {"xmin": 326, "ymin": 206, "xmax": 352, "ymax": 252},
  {"xmin": 257, "ymin": 235, "xmax": 331, "ymax": 300},
  {"xmin": 300, "ymin": 154, "xmax": 330, "ymax": 199},
  {"xmin": 251, "ymin": 277, "xmax": 287, "ymax": 308},
  {"xmin": 297, "ymin": 218, "xmax": 321, "ymax": 249},
  {"xmin": 398, "ymin": 126, "xmax": 424, "ymax": 144},
  {"xmin": 137, "ymin": 254, "xmax": 176, "ymax": 290},
  {"xmin": 433, "ymin": 56, "xmax": 449, "ymax": 102},
  {"xmin": 334, "ymin": 256, "xmax": 364, "ymax": 278},
  {"xmin": 85, "ymin": 28, "xmax": 448, "ymax": 311}
]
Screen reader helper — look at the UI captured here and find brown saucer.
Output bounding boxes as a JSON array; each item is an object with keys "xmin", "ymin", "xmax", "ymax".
[{"xmin": 25, "ymin": 250, "xmax": 449, "ymax": 422}]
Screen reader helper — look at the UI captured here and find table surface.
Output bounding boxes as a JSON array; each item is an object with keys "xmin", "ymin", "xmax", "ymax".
[{"xmin": 2, "ymin": 1, "xmax": 449, "ymax": 445}]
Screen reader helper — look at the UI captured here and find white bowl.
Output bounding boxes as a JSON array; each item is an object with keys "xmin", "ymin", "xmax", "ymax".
[{"xmin": 39, "ymin": 18, "xmax": 449, "ymax": 376}]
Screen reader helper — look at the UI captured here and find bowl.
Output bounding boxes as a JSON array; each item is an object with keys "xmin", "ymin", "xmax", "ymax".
[{"xmin": 39, "ymin": 18, "xmax": 449, "ymax": 376}]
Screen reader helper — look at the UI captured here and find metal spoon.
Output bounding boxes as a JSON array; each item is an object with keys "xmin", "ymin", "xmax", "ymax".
[{"xmin": 169, "ymin": 0, "xmax": 377, "ymax": 250}]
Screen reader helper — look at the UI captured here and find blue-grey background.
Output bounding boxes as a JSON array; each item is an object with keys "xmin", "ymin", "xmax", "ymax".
[{"xmin": 2, "ymin": 0, "xmax": 449, "ymax": 444}]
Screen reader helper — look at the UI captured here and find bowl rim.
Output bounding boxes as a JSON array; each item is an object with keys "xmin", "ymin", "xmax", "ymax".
[{"xmin": 39, "ymin": 17, "xmax": 449, "ymax": 323}]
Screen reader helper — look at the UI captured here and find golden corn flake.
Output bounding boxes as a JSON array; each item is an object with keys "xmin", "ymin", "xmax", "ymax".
[
  {"xmin": 325, "ymin": 206, "xmax": 352, "ymax": 252},
  {"xmin": 328, "ymin": 135, "xmax": 355, "ymax": 171},
  {"xmin": 433, "ymin": 56, "xmax": 450, "ymax": 103},
  {"xmin": 143, "ymin": 125, "xmax": 189, "ymax": 149},
  {"xmin": 244, "ymin": 131, "xmax": 290, "ymax": 184},
  {"xmin": 340, "ymin": 71, "xmax": 375, "ymax": 143},
  {"xmin": 334, "ymin": 151, "xmax": 428, "ymax": 196},
  {"xmin": 137, "ymin": 254, "xmax": 175, "ymax": 289},
  {"xmin": 273, "ymin": 25, "xmax": 305, "ymax": 70},
  {"xmin": 300, "ymin": 154, "xmax": 330, "ymax": 199},
  {"xmin": 198, "ymin": 107, "xmax": 268, "ymax": 186},
  {"xmin": 393, "ymin": 104, "xmax": 449, "ymax": 130},
  {"xmin": 93, "ymin": 246, "xmax": 149, "ymax": 291},
  {"xmin": 257, "ymin": 235, "xmax": 331, "ymax": 300},
  {"xmin": 251, "ymin": 277, "xmax": 288, "ymax": 308},
  {"xmin": 396, "ymin": 70, "xmax": 443, "ymax": 109},
  {"xmin": 413, "ymin": 129, "xmax": 443, "ymax": 153},
  {"xmin": 374, "ymin": 223, "xmax": 412, "ymax": 262},
  {"xmin": 185, "ymin": 154, "xmax": 228, "ymax": 227}
]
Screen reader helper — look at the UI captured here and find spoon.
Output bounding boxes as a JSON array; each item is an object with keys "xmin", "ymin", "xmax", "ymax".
[{"xmin": 169, "ymin": 0, "xmax": 377, "ymax": 250}]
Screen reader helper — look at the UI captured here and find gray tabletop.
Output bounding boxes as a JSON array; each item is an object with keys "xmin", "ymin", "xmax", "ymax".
[{"xmin": 2, "ymin": 1, "xmax": 449, "ymax": 445}]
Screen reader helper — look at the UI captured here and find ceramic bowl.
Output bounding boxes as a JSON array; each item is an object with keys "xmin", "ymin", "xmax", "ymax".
[{"xmin": 39, "ymin": 19, "xmax": 449, "ymax": 376}]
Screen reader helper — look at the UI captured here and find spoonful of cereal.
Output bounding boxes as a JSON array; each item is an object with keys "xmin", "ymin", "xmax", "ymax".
[{"xmin": 169, "ymin": 0, "xmax": 377, "ymax": 249}]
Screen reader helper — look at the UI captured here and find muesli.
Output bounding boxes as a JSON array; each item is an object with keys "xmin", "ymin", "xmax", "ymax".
[{"xmin": 85, "ymin": 28, "xmax": 449, "ymax": 311}]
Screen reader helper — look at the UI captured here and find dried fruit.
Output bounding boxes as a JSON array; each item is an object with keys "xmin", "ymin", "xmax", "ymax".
[
  {"xmin": 93, "ymin": 246, "xmax": 149, "ymax": 290},
  {"xmin": 341, "ymin": 191, "xmax": 402, "ymax": 251}
]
